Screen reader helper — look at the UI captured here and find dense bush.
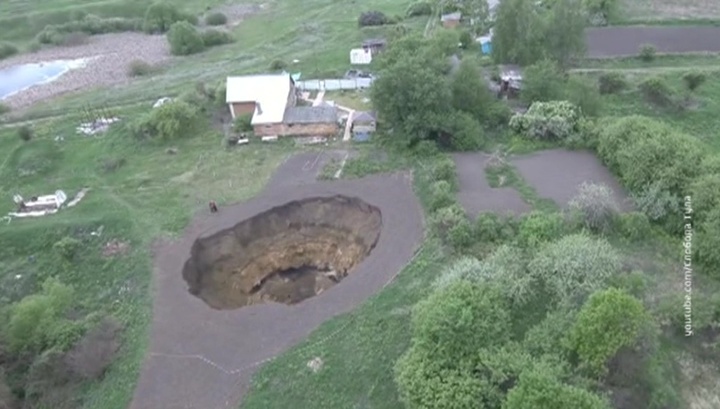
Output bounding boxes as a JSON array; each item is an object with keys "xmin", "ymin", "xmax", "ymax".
[
  {"xmin": 570, "ymin": 288, "xmax": 650, "ymax": 375},
  {"xmin": 616, "ymin": 211, "xmax": 652, "ymax": 241},
  {"xmin": 18, "ymin": 125, "xmax": 34, "ymax": 141},
  {"xmin": 358, "ymin": 10, "xmax": 389, "ymax": 27},
  {"xmin": 688, "ymin": 174, "xmax": 720, "ymax": 224},
  {"xmin": 269, "ymin": 59, "xmax": 287, "ymax": 70},
  {"xmin": 564, "ymin": 77, "xmax": 601, "ymax": 117},
  {"xmin": 204, "ymin": 12, "xmax": 228, "ymax": 26},
  {"xmin": 167, "ymin": 21, "xmax": 205, "ymax": 55},
  {"xmin": 131, "ymin": 100, "xmax": 199, "ymax": 140},
  {"xmin": 529, "ymin": 234, "xmax": 621, "ymax": 306},
  {"xmin": 127, "ymin": 59, "xmax": 156, "ymax": 76},
  {"xmin": 448, "ymin": 218, "xmax": 474, "ymax": 250},
  {"xmin": 0, "ymin": 42, "xmax": 18, "ymax": 59},
  {"xmin": 201, "ymin": 28, "xmax": 234, "ymax": 47},
  {"xmin": 474, "ymin": 213, "xmax": 508, "ymax": 243},
  {"xmin": 53, "ymin": 236, "xmax": 82, "ymax": 261},
  {"xmin": 568, "ymin": 182, "xmax": 619, "ymax": 233},
  {"xmin": 0, "ymin": 103, "xmax": 9, "ymax": 115},
  {"xmin": 597, "ymin": 115, "xmax": 664, "ymax": 172},
  {"xmin": 520, "ymin": 59, "xmax": 566, "ymax": 104},
  {"xmin": 517, "ymin": 211, "xmax": 564, "ymax": 247},
  {"xmin": 682, "ymin": 70, "xmax": 706, "ymax": 92},
  {"xmin": 143, "ymin": 1, "xmax": 197, "ymax": 33},
  {"xmin": 509, "ymin": 101, "xmax": 581, "ymax": 141},
  {"xmin": 598, "ymin": 72, "xmax": 627, "ymax": 94},
  {"xmin": 430, "ymin": 204, "xmax": 466, "ymax": 237},
  {"xmin": 638, "ymin": 44, "xmax": 656, "ymax": 62},
  {"xmin": 37, "ymin": 15, "xmax": 141, "ymax": 44},
  {"xmin": 429, "ymin": 180, "xmax": 455, "ymax": 211},
  {"xmin": 406, "ymin": 1, "xmax": 433, "ymax": 17},
  {"xmin": 695, "ymin": 208, "xmax": 720, "ymax": 278},
  {"xmin": 638, "ymin": 76, "xmax": 675, "ymax": 107},
  {"xmin": 631, "ymin": 181, "xmax": 681, "ymax": 224},
  {"xmin": 443, "ymin": 111, "xmax": 485, "ymax": 151},
  {"xmin": 430, "ymin": 157, "xmax": 458, "ymax": 189},
  {"xmin": 504, "ymin": 368, "xmax": 611, "ymax": 409}
]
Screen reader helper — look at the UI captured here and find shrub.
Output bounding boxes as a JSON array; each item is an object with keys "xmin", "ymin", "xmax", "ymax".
[
  {"xmin": 5, "ymin": 278, "xmax": 77, "ymax": 353},
  {"xmin": 127, "ymin": 59, "xmax": 156, "ymax": 76},
  {"xmin": 617, "ymin": 211, "xmax": 652, "ymax": 241},
  {"xmin": 695, "ymin": 209, "xmax": 720, "ymax": 278},
  {"xmin": 518, "ymin": 211, "xmax": 564, "ymax": 247},
  {"xmin": 682, "ymin": 71, "xmax": 706, "ymax": 92},
  {"xmin": 0, "ymin": 103, "xmax": 9, "ymax": 115},
  {"xmin": 459, "ymin": 30, "xmax": 474, "ymax": 49},
  {"xmin": 568, "ymin": 182, "xmax": 619, "ymax": 233},
  {"xmin": 444, "ymin": 111, "xmax": 485, "ymax": 151},
  {"xmin": 638, "ymin": 44, "xmax": 656, "ymax": 62},
  {"xmin": 430, "ymin": 157, "xmax": 457, "ymax": 188},
  {"xmin": 406, "ymin": 1, "xmax": 433, "ymax": 17},
  {"xmin": 269, "ymin": 59, "xmax": 287, "ymax": 70},
  {"xmin": 201, "ymin": 28, "xmax": 233, "ymax": 47},
  {"xmin": 0, "ymin": 42, "xmax": 18, "ymax": 59},
  {"xmin": 131, "ymin": 100, "xmax": 199, "ymax": 140},
  {"xmin": 53, "ymin": 236, "xmax": 82, "ymax": 261},
  {"xmin": 167, "ymin": 21, "xmax": 205, "ymax": 55},
  {"xmin": 430, "ymin": 204, "xmax": 466, "ymax": 237},
  {"xmin": 448, "ymin": 219, "xmax": 474, "ymax": 250},
  {"xmin": 233, "ymin": 113, "xmax": 253, "ymax": 133},
  {"xmin": 688, "ymin": 174, "xmax": 720, "ymax": 224},
  {"xmin": 509, "ymin": 101, "xmax": 581, "ymax": 141},
  {"xmin": 570, "ymin": 288, "xmax": 650, "ymax": 375},
  {"xmin": 429, "ymin": 180, "xmax": 455, "ymax": 211},
  {"xmin": 143, "ymin": 1, "xmax": 196, "ymax": 33},
  {"xmin": 529, "ymin": 234, "xmax": 621, "ymax": 305},
  {"xmin": 474, "ymin": 213, "xmax": 505, "ymax": 242},
  {"xmin": 358, "ymin": 10, "xmax": 389, "ymax": 27},
  {"xmin": 504, "ymin": 368, "xmax": 611, "ymax": 409},
  {"xmin": 631, "ymin": 182, "xmax": 681, "ymax": 224},
  {"xmin": 597, "ymin": 115, "xmax": 666, "ymax": 171},
  {"xmin": 598, "ymin": 72, "xmax": 626, "ymax": 94},
  {"xmin": 204, "ymin": 12, "xmax": 228, "ymax": 26},
  {"xmin": 520, "ymin": 59, "xmax": 566, "ymax": 104},
  {"xmin": 638, "ymin": 76, "xmax": 675, "ymax": 107},
  {"xmin": 18, "ymin": 125, "xmax": 34, "ymax": 141},
  {"xmin": 565, "ymin": 77, "xmax": 601, "ymax": 117}
]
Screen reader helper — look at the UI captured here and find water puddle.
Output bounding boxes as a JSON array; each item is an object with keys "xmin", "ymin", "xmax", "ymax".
[{"xmin": 0, "ymin": 58, "xmax": 88, "ymax": 99}]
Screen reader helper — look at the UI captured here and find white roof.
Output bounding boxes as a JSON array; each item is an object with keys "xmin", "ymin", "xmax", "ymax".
[{"xmin": 226, "ymin": 74, "xmax": 292, "ymax": 125}]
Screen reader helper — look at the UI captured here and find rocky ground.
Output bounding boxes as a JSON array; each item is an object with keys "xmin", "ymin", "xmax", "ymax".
[{"xmin": 0, "ymin": 33, "xmax": 171, "ymax": 109}]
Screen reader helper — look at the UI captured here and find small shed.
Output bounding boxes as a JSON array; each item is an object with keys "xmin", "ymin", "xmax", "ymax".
[
  {"xmin": 351, "ymin": 111, "xmax": 376, "ymax": 142},
  {"xmin": 441, "ymin": 12, "xmax": 462, "ymax": 28},
  {"xmin": 362, "ymin": 38, "xmax": 387, "ymax": 55},
  {"xmin": 476, "ymin": 35, "xmax": 493, "ymax": 55},
  {"xmin": 350, "ymin": 48, "xmax": 372, "ymax": 65},
  {"xmin": 283, "ymin": 106, "xmax": 339, "ymax": 137}
]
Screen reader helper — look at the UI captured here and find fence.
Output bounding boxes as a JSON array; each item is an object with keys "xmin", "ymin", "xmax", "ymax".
[{"xmin": 296, "ymin": 78, "xmax": 374, "ymax": 91}]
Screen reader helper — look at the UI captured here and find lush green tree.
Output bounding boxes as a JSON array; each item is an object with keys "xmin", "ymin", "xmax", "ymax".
[
  {"xmin": 582, "ymin": 0, "xmax": 619, "ymax": 23},
  {"xmin": 523, "ymin": 308, "xmax": 577, "ymax": 358},
  {"xmin": 695, "ymin": 208, "xmax": 720, "ymax": 278},
  {"xmin": 440, "ymin": 111, "xmax": 485, "ymax": 151},
  {"xmin": 545, "ymin": 0, "xmax": 586, "ymax": 66},
  {"xmin": 597, "ymin": 115, "xmax": 670, "ymax": 172},
  {"xmin": 450, "ymin": 57, "xmax": 496, "ymax": 123},
  {"xmin": 131, "ymin": 100, "xmax": 199, "ymax": 140},
  {"xmin": 520, "ymin": 59, "xmax": 566, "ymax": 104},
  {"xmin": 371, "ymin": 54, "xmax": 452, "ymax": 146},
  {"xmin": 568, "ymin": 182, "xmax": 619, "ymax": 233},
  {"xmin": 411, "ymin": 281, "xmax": 511, "ymax": 363},
  {"xmin": 143, "ymin": 1, "xmax": 194, "ymax": 33},
  {"xmin": 570, "ymin": 288, "xmax": 650, "ymax": 375},
  {"xmin": 459, "ymin": 30, "xmax": 474, "ymax": 49},
  {"xmin": 503, "ymin": 368, "xmax": 611, "ymax": 409},
  {"xmin": 509, "ymin": 100, "xmax": 581, "ymax": 141},
  {"xmin": 529, "ymin": 234, "xmax": 621, "ymax": 305},
  {"xmin": 518, "ymin": 211, "xmax": 564, "ymax": 247},
  {"xmin": 167, "ymin": 21, "xmax": 205, "ymax": 55},
  {"xmin": 492, "ymin": 0, "xmax": 546, "ymax": 65},
  {"xmin": 688, "ymin": 174, "xmax": 720, "ymax": 224}
]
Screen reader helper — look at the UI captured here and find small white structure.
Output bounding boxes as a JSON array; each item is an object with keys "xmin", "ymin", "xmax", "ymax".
[
  {"xmin": 77, "ymin": 117, "xmax": 119, "ymax": 136},
  {"xmin": 10, "ymin": 191, "xmax": 67, "ymax": 218},
  {"xmin": 350, "ymin": 48, "xmax": 372, "ymax": 65},
  {"xmin": 153, "ymin": 97, "xmax": 173, "ymax": 108}
]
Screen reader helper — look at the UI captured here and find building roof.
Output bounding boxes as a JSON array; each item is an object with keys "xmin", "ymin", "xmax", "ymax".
[
  {"xmin": 283, "ymin": 106, "xmax": 337, "ymax": 124},
  {"xmin": 352, "ymin": 111, "xmax": 376, "ymax": 123},
  {"xmin": 441, "ymin": 11, "xmax": 462, "ymax": 21},
  {"xmin": 226, "ymin": 74, "xmax": 292, "ymax": 125},
  {"xmin": 362, "ymin": 38, "xmax": 386, "ymax": 46}
]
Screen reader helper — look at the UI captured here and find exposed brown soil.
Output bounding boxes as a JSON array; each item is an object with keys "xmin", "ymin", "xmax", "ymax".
[
  {"xmin": 182, "ymin": 196, "xmax": 382, "ymax": 309},
  {"xmin": 102, "ymin": 239, "xmax": 130, "ymax": 257},
  {"xmin": 510, "ymin": 149, "xmax": 631, "ymax": 210},
  {"xmin": 130, "ymin": 152, "xmax": 423, "ymax": 409},
  {"xmin": 586, "ymin": 27, "xmax": 720, "ymax": 58}
]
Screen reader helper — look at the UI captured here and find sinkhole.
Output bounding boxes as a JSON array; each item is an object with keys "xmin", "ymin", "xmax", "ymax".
[{"xmin": 181, "ymin": 196, "xmax": 383, "ymax": 310}]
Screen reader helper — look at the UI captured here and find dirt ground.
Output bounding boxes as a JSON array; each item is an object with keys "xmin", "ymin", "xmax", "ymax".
[
  {"xmin": 129, "ymin": 152, "xmax": 424, "ymax": 409},
  {"xmin": 0, "ymin": 33, "xmax": 171, "ymax": 109},
  {"xmin": 452, "ymin": 153, "xmax": 531, "ymax": 217},
  {"xmin": 585, "ymin": 26, "xmax": 720, "ymax": 58},
  {"xmin": 510, "ymin": 149, "xmax": 631, "ymax": 210}
]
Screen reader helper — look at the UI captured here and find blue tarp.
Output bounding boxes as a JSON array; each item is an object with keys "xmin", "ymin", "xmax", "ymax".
[
  {"xmin": 481, "ymin": 42, "xmax": 492, "ymax": 55},
  {"xmin": 353, "ymin": 131, "xmax": 372, "ymax": 142}
]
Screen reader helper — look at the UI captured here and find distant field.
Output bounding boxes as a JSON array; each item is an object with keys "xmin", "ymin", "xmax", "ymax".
[{"xmin": 621, "ymin": 0, "xmax": 720, "ymax": 21}]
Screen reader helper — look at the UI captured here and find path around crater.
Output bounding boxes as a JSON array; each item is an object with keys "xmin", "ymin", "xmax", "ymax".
[{"xmin": 128, "ymin": 151, "xmax": 424, "ymax": 409}]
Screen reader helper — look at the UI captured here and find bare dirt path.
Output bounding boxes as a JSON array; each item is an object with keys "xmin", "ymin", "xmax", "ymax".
[
  {"xmin": 586, "ymin": 26, "xmax": 720, "ymax": 58},
  {"xmin": 129, "ymin": 152, "xmax": 424, "ymax": 409}
]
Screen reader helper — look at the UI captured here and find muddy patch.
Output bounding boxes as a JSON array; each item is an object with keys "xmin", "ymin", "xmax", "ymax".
[{"xmin": 182, "ymin": 195, "xmax": 382, "ymax": 309}]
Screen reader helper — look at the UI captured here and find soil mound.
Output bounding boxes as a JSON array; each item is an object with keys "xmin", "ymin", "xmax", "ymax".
[{"xmin": 182, "ymin": 195, "xmax": 382, "ymax": 309}]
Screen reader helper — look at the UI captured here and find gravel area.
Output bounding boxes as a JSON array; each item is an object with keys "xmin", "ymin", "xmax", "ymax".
[{"xmin": 0, "ymin": 33, "xmax": 171, "ymax": 109}]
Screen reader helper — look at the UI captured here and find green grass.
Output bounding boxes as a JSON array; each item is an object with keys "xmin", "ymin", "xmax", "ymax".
[
  {"xmin": 0, "ymin": 103, "xmax": 295, "ymax": 408},
  {"xmin": 618, "ymin": 0, "xmax": 720, "ymax": 22},
  {"xmin": 485, "ymin": 162, "xmax": 559, "ymax": 213},
  {"xmin": 576, "ymin": 54, "xmax": 720, "ymax": 70}
]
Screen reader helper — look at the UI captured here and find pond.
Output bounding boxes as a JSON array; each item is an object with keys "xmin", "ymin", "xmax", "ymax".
[{"xmin": 0, "ymin": 58, "xmax": 87, "ymax": 100}]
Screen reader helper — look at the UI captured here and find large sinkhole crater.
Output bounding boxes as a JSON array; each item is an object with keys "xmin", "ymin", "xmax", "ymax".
[{"xmin": 182, "ymin": 195, "xmax": 383, "ymax": 310}]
